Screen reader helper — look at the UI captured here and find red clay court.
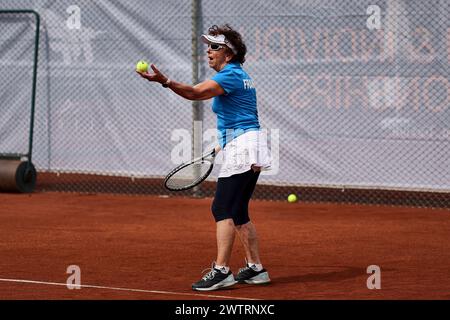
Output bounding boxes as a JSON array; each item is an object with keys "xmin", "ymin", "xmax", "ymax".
[{"xmin": 1, "ymin": 192, "xmax": 449, "ymax": 300}]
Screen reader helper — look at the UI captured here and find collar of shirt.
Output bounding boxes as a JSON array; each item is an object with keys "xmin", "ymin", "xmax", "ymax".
[{"xmin": 220, "ymin": 61, "xmax": 241, "ymax": 72}]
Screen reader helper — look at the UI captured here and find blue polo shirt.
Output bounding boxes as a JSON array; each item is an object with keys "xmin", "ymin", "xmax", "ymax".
[{"xmin": 211, "ymin": 62, "xmax": 260, "ymax": 148}]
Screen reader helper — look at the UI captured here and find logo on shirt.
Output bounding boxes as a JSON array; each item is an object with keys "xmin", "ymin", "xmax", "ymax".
[{"xmin": 243, "ymin": 79, "xmax": 255, "ymax": 90}]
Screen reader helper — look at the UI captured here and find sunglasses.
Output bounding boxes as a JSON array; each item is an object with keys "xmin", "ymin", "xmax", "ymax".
[{"xmin": 208, "ymin": 43, "xmax": 225, "ymax": 51}]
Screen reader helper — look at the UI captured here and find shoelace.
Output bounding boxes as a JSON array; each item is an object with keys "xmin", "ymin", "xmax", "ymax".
[
  {"xmin": 239, "ymin": 258, "xmax": 253, "ymax": 274},
  {"xmin": 200, "ymin": 266, "xmax": 219, "ymax": 281},
  {"xmin": 238, "ymin": 265, "xmax": 252, "ymax": 274}
]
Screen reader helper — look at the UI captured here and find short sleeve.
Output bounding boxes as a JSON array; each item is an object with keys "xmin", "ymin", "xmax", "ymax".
[{"xmin": 212, "ymin": 69, "xmax": 240, "ymax": 94}]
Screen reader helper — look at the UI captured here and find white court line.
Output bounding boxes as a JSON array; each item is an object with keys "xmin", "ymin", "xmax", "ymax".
[{"xmin": 0, "ymin": 278, "xmax": 258, "ymax": 300}]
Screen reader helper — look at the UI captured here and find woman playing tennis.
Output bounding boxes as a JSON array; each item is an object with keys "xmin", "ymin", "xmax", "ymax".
[{"xmin": 137, "ymin": 24, "xmax": 271, "ymax": 291}]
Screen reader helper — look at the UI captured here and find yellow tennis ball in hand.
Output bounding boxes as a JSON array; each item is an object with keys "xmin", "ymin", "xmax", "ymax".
[
  {"xmin": 287, "ymin": 194, "xmax": 297, "ymax": 203},
  {"xmin": 136, "ymin": 60, "xmax": 149, "ymax": 72}
]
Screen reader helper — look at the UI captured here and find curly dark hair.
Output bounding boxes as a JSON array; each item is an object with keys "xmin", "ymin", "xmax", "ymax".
[{"xmin": 208, "ymin": 24, "xmax": 247, "ymax": 64}]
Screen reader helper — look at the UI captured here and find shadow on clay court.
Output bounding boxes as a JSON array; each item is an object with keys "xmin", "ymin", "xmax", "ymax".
[{"xmin": 273, "ymin": 266, "xmax": 367, "ymax": 284}]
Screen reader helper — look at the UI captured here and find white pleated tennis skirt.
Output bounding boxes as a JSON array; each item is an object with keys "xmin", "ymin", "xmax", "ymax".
[{"xmin": 218, "ymin": 129, "xmax": 272, "ymax": 178}]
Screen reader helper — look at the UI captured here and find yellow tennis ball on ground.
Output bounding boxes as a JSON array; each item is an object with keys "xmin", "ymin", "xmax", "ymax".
[
  {"xmin": 136, "ymin": 60, "xmax": 149, "ymax": 72},
  {"xmin": 287, "ymin": 194, "xmax": 297, "ymax": 203}
]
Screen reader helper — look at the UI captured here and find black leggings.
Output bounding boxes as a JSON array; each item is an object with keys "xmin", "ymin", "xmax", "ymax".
[{"xmin": 211, "ymin": 169, "xmax": 260, "ymax": 226}]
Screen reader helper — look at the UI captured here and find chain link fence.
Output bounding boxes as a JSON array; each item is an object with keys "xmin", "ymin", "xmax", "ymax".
[
  {"xmin": 1, "ymin": 0, "xmax": 449, "ymax": 208},
  {"xmin": 0, "ymin": 10, "xmax": 36, "ymax": 159}
]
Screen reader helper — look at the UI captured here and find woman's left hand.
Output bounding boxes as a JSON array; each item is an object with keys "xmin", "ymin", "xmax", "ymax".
[{"xmin": 136, "ymin": 64, "xmax": 168, "ymax": 85}]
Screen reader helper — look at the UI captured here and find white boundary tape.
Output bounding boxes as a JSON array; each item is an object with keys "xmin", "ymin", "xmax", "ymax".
[{"xmin": 0, "ymin": 278, "xmax": 258, "ymax": 300}]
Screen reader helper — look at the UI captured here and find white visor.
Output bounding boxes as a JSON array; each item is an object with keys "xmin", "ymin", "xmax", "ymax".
[{"xmin": 201, "ymin": 34, "xmax": 237, "ymax": 55}]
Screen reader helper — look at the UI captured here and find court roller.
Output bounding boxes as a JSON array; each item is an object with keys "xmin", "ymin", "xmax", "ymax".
[{"xmin": 0, "ymin": 159, "xmax": 37, "ymax": 193}]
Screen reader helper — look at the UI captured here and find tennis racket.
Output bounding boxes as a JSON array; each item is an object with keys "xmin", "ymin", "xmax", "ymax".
[{"xmin": 164, "ymin": 148, "xmax": 216, "ymax": 191}]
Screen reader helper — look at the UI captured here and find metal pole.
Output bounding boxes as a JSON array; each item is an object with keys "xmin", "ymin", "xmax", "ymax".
[
  {"xmin": 27, "ymin": 10, "xmax": 39, "ymax": 180},
  {"xmin": 29, "ymin": 10, "xmax": 40, "ymax": 165},
  {"xmin": 191, "ymin": 0, "xmax": 203, "ymax": 197}
]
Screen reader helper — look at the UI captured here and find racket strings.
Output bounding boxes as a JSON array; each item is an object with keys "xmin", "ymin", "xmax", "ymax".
[{"xmin": 165, "ymin": 160, "xmax": 212, "ymax": 190}]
